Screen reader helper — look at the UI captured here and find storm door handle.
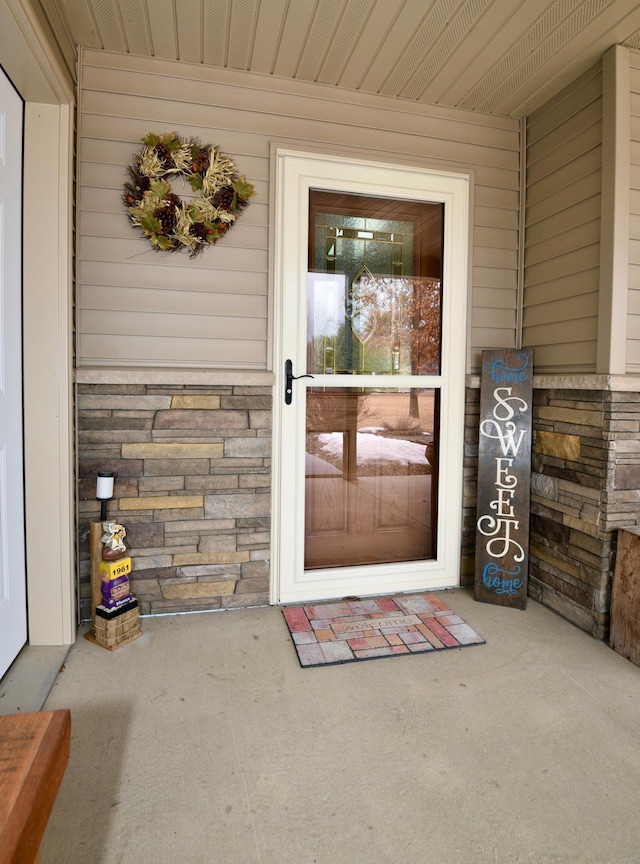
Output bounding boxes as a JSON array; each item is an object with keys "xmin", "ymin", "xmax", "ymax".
[{"xmin": 284, "ymin": 359, "xmax": 314, "ymax": 404}]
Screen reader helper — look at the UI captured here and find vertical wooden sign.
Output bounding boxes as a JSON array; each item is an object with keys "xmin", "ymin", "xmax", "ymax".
[{"xmin": 475, "ymin": 348, "xmax": 533, "ymax": 609}]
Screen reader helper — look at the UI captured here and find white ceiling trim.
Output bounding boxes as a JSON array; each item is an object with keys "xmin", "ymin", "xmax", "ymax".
[{"xmin": 38, "ymin": 0, "xmax": 640, "ymax": 117}]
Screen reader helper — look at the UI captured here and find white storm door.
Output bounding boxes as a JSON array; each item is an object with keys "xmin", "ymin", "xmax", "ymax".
[
  {"xmin": 0, "ymin": 67, "xmax": 26, "ymax": 679},
  {"xmin": 272, "ymin": 150, "xmax": 469, "ymax": 605}
]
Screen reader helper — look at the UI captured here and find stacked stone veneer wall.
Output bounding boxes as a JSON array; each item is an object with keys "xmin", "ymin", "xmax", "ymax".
[
  {"xmin": 463, "ymin": 379, "xmax": 640, "ymax": 640},
  {"xmin": 77, "ymin": 380, "xmax": 272, "ymax": 619},
  {"xmin": 461, "ymin": 385, "xmax": 481, "ymax": 589},
  {"xmin": 529, "ymin": 385, "xmax": 640, "ymax": 639},
  {"xmin": 78, "ymin": 375, "xmax": 640, "ymax": 637},
  {"xmin": 530, "ymin": 386, "xmax": 611, "ymax": 637}
]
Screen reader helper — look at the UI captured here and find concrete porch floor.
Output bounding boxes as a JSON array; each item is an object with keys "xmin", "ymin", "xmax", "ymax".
[{"xmin": 39, "ymin": 588, "xmax": 640, "ymax": 864}]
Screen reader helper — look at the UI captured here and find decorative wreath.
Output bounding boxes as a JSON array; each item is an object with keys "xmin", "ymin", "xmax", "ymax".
[{"xmin": 123, "ymin": 131, "xmax": 255, "ymax": 258}]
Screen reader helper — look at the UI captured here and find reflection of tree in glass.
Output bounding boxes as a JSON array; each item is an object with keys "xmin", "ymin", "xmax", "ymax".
[
  {"xmin": 409, "ymin": 278, "xmax": 442, "ymax": 376},
  {"xmin": 310, "ymin": 275, "xmax": 441, "ymax": 378},
  {"xmin": 349, "ymin": 276, "xmax": 441, "ymax": 375}
]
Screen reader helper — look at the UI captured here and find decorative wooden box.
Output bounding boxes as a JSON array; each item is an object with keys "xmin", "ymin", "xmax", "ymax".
[{"xmin": 609, "ymin": 527, "xmax": 640, "ymax": 666}]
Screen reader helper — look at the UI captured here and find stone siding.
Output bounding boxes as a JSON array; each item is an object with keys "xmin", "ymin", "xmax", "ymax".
[
  {"xmin": 529, "ymin": 388, "xmax": 640, "ymax": 638},
  {"xmin": 530, "ymin": 388, "xmax": 611, "ymax": 637},
  {"xmin": 461, "ymin": 379, "xmax": 640, "ymax": 639},
  {"xmin": 78, "ymin": 375, "xmax": 640, "ymax": 639},
  {"xmin": 463, "ymin": 381, "xmax": 640, "ymax": 639},
  {"xmin": 461, "ymin": 386, "xmax": 481, "ymax": 588},
  {"xmin": 77, "ymin": 383, "xmax": 271, "ymax": 618}
]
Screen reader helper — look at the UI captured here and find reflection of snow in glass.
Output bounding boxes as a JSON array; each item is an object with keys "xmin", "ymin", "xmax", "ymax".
[{"xmin": 317, "ymin": 431, "xmax": 429, "ymax": 466}]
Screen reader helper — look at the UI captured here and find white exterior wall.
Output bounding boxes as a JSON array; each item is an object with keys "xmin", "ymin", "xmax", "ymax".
[
  {"xmin": 524, "ymin": 63, "xmax": 602, "ymax": 373},
  {"xmin": 77, "ymin": 49, "xmax": 521, "ymax": 373},
  {"xmin": 628, "ymin": 49, "xmax": 640, "ymax": 370}
]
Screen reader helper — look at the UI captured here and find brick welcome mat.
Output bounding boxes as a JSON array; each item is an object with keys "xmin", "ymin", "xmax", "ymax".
[{"xmin": 282, "ymin": 592, "xmax": 485, "ymax": 668}]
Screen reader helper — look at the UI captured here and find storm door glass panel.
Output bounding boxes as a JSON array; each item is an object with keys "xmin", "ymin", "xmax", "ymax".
[
  {"xmin": 305, "ymin": 388, "xmax": 439, "ymax": 569},
  {"xmin": 305, "ymin": 191, "xmax": 444, "ymax": 571},
  {"xmin": 308, "ymin": 193, "xmax": 443, "ymax": 377},
  {"xmin": 307, "ymin": 272, "xmax": 442, "ymax": 376}
]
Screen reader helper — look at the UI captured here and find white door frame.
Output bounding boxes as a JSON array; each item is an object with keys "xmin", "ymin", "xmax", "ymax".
[
  {"xmin": 0, "ymin": 2, "xmax": 76, "ymax": 648},
  {"xmin": 0, "ymin": 65, "xmax": 27, "ymax": 677},
  {"xmin": 270, "ymin": 148, "xmax": 470, "ymax": 605}
]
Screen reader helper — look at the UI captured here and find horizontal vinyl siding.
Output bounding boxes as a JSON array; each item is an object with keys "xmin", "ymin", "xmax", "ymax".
[
  {"xmin": 78, "ymin": 49, "xmax": 520, "ymax": 370},
  {"xmin": 629, "ymin": 52, "xmax": 640, "ymax": 370},
  {"xmin": 523, "ymin": 63, "xmax": 602, "ymax": 374}
]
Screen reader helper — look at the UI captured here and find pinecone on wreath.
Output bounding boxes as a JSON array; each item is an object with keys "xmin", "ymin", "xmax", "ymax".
[
  {"xmin": 190, "ymin": 222, "xmax": 209, "ymax": 242},
  {"xmin": 191, "ymin": 146, "xmax": 210, "ymax": 175},
  {"xmin": 154, "ymin": 205, "xmax": 178, "ymax": 235},
  {"xmin": 155, "ymin": 141, "xmax": 175, "ymax": 170},
  {"xmin": 213, "ymin": 186, "xmax": 235, "ymax": 210}
]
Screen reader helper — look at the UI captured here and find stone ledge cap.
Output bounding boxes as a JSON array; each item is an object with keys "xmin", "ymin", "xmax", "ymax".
[
  {"xmin": 466, "ymin": 374, "xmax": 640, "ymax": 391},
  {"xmin": 76, "ymin": 366, "xmax": 275, "ymax": 386}
]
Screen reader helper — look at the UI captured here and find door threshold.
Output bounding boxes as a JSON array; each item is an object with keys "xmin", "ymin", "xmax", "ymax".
[{"xmin": 0, "ymin": 644, "xmax": 70, "ymax": 715}]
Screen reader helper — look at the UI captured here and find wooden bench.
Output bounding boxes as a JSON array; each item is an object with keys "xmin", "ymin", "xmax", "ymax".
[{"xmin": 0, "ymin": 709, "xmax": 71, "ymax": 864}]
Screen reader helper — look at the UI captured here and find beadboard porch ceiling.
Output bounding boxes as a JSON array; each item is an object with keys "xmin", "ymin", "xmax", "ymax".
[{"xmin": 40, "ymin": 0, "xmax": 640, "ymax": 118}]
